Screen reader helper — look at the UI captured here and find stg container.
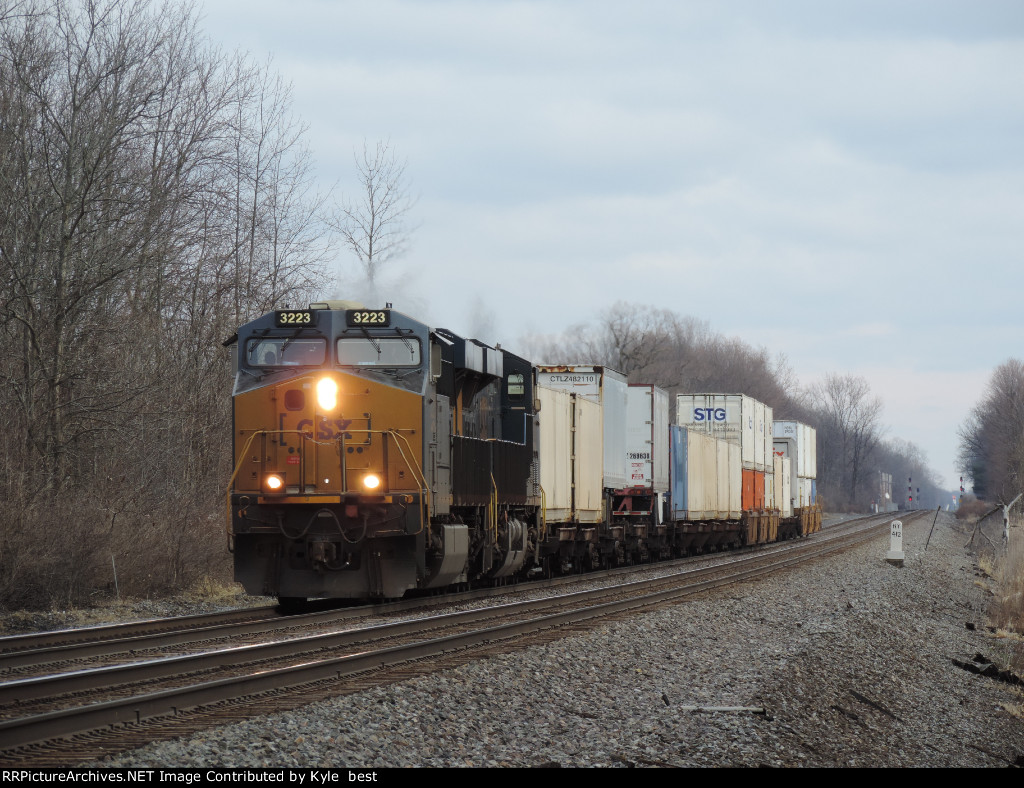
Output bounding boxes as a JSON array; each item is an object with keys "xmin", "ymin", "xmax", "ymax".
[
  {"xmin": 670, "ymin": 426, "xmax": 738, "ymax": 521},
  {"xmin": 625, "ymin": 384, "xmax": 670, "ymax": 494},
  {"xmin": 537, "ymin": 365, "xmax": 628, "ymax": 490},
  {"xmin": 537, "ymin": 384, "xmax": 603, "ymax": 523},
  {"xmin": 676, "ymin": 393, "xmax": 771, "ymax": 472}
]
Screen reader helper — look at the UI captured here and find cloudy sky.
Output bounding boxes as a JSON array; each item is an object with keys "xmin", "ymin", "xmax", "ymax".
[{"xmin": 200, "ymin": 0, "xmax": 1023, "ymax": 491}]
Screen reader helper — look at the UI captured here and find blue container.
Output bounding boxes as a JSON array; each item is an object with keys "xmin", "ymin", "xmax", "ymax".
[{"xmin": 669, "ymin": 425, "xmax": 689, "ymax": 521}]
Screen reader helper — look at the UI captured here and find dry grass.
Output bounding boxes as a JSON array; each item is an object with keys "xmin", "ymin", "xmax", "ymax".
[
  {"xmin": 0, "ymin": 579, "xmax": 260, "ymax": 637},
  {"xmin": 984, "ymin": 517, "xmax": 1024, "ymax": 673}
]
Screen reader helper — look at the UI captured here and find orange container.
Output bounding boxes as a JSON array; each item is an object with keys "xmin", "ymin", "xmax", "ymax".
[
  {"xmin": 742, "ymin": 469, "xmax": 755, "ymax": 511},
  {"xmin": 754, "ymin": 471, "xmax": 765, "ymax": 509}
]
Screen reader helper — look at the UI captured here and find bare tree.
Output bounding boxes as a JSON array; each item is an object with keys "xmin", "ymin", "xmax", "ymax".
[
  {"xmin": 332, "ymin": 139, "xmax": 416, "ymax": 303},
  {"xmin": 0, "ymin": 0, "xmax": 329, "ymax": 608},
  {"xmin": 958, "ymin": 358, "xmax": 1024, "ymax": 502},
  {"xmin": 807, "ymin": 373, "xmax": 884, "ymax": 509}
]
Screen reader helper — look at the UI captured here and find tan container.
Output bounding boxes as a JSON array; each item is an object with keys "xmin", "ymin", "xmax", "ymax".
[{"xmin": 538, "ymin": 383, "xmax": 604, "ymax": 524}]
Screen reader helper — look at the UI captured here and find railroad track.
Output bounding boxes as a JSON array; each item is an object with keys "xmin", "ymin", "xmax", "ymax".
[{"xmin": 0, "ymin": 510, "xmax": 919, "ymax": 766}]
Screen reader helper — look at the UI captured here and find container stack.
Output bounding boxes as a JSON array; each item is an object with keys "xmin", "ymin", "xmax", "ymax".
[
  {"xmin": 675, "ymin": 393, "xmax": 777, "ymax": 545},
  {"xmin": 772, "ymin": 420, "xmax": 821, "ymax": 535}
]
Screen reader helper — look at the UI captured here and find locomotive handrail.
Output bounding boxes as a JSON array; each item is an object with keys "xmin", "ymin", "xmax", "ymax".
[
  {"xmin": 489, "ymin": 472, "xmax": 498, "ymax": 543},
  {"xmin": 539, "ymin": 485, "xmax": 548, "ymax": 544}
]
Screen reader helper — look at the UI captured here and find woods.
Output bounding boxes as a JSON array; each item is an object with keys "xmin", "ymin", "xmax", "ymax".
[
  {"xmin": 958, "ymin": 359, "xmax": 1024, "ymax": 505},
  {"xmin": 0, "ymin": 0, "xmax": 328, "ymax": 607}
]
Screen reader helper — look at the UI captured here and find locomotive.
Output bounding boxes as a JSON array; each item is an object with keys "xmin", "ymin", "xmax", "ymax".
[{"xmin": 226, "ymin": 301, "xmax": 820, "ymax": 605}]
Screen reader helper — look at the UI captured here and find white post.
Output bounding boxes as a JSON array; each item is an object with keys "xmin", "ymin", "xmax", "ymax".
[
  {"xmin": 886, "ymin": 519, "xmax": 904, "ymax": 566},
  {"xmin": 1004, "ymin": 493, "xmax": 1022, "ymax": 551}
]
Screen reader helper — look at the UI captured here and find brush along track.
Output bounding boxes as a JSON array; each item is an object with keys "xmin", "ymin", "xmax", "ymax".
[{"xmin": 0, "ymin": 511, "xmax": 919, "ymax": 766}]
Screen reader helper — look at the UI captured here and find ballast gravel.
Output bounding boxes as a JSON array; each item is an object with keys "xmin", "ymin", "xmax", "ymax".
[{"xmin": 91, "ymin": 512, "xmax": 1023, "ymax": 768}]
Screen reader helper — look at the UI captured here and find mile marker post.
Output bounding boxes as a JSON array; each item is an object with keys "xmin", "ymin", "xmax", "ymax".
[{"xmin": 886, "ymin": 519, "xmax": 904, "ymax": 566}]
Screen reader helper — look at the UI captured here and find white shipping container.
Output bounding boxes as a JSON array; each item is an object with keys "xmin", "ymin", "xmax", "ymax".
[
  {"xmin": 538, "ymin": 365, "xmax": 628, "ymax": 489},
  {"xmin": 538, "ymin": 386, "xmax": 572, "ymax": 521},
  {"xmin": 625, "ymin": 384, "xmax": 669, "ymax": 493},
  {"xmin": 778, "ymin": 457, "xmax": 793, "ymax": 518},
  {"xmin": 574, "ymin": 396, "xmax": 604, "ymax": 522},
  {"xmin": 806, "ymin": 425, "xmax": 817, "ymax": 480},
  {"xmin": 798, "ymin": 478, "xmax": 814, "ymax": 509},
  {"xmin": 753, "ymin": 400, "xmax": 766, "ymax": 470},
  {"xmin": 728, "ymin": 442, "xmax": 742, "ymax": 518},
  {"xmin": 537, "ymin": 385, "xmax": 603, "ymax": 523},
  {"xmin": 773, "ymin": 420, "xmax": 817, "ymax": 480},
  {"xmin": 764, "ymin": 405, "xmax": 774, "ymax": 479},
  {"xmin": 716, "ymin": 439, "xmax": 730, "ymax": 520},
  {"xmin": 670, "ymin": 427, "xmax": 738, "ymax": 521},
  {"xmin": 676, "ymin": 393, "xmax": 769, "ymax": 472}
]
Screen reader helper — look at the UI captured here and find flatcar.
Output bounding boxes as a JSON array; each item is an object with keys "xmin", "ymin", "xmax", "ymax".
[{"xmin": 225, "ymin": 301, "xmax": 820, "ymax": 605}]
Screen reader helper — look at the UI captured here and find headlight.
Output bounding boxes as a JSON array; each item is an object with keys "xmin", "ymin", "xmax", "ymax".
[
  {"xmin": 264, "ymin": 474, "xmax": 284, "ymax": 493},
  {"xmin": 316, "ymin": 377, "xmax": 338, "ymax": 410},
  {"xmin": 363, "ymin": 473, "xmax": 381, "ymax": 491}
]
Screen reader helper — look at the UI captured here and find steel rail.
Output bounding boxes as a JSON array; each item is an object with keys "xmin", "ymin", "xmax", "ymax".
[
  {"xmin": 0, "ymin": 515, "xmax": 867, "ymax": 669},
  {"xmin": 0, "ymin": 510, "xmax": 917, "ymax": 754}
]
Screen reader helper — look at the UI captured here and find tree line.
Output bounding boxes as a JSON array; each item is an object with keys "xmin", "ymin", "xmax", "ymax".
[
  {"xmin": 0, "ymin": 0, "xmax": 414, "ymax": 610},
  {"xmin": 0, "ymin": 0, "xmax": 332, "ymax": 608},
  {"xmin": 958, "ymin": 359, "xmax": 1024, "ymax": 505}
]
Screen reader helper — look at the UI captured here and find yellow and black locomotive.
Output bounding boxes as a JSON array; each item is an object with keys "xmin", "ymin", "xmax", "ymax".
[{"xmin": 227, "ymin": 301, "xmax": 541, "ymax": 604}]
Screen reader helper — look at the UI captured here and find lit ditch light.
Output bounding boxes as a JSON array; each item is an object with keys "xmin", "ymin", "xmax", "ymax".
[
  {"xmin": 362, "ymin": 473, "xmax": 381, "ymax": 491},
  {"xmin": 316, "ymin": 377, "xmax": 338, "ymax": 410},
  {"xmin": 264, "ymin": 473, "xmax": 285, "ymax": 494}
]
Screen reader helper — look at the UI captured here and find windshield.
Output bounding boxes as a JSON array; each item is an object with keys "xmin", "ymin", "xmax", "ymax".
[
  {"xmin": 246, "ymin": 337, "xmax": 326, "ymax": 367},
  {"xmin": 337, "ymin": 337, "xmax": 421, "ymax": 367}
]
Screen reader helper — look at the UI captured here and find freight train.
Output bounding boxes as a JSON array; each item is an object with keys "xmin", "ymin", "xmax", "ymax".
[{"xmin": 226, "ymin": 301, "xmax": 821, "ymax": 604}]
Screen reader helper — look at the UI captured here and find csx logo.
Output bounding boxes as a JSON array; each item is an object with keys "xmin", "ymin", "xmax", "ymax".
[
  {"xmin": 297, "ymin": 417, "xmax": 353, "ymax": 441},
  {"xmin": 692, "ymin": 407, "xmax": 726, "ymax": 422}
]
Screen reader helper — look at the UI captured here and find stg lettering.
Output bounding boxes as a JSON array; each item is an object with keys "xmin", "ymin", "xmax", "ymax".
[{"xmin": 692, "ymin": 407, "xmax": 726, "ymax": 422}]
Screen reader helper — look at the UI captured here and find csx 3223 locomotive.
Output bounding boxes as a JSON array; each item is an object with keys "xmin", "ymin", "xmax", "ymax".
[
  {"xmin": 227, "ymin": 301, "xmax": 541, "ymax": 604},
  {"xmin": 227, "ymin": 301, "xmax": 820, "ymax": 605}
]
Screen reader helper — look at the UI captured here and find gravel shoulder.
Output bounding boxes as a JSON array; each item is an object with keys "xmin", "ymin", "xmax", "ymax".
[{"xmin": 85, "ymin": 512, "xmax": 1023, "ymax": 767}]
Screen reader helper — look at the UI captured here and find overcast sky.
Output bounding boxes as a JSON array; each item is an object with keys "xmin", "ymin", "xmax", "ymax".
[{"xmin": 200, "ymin": 0, "xmax": 1023, "ymax": 492}]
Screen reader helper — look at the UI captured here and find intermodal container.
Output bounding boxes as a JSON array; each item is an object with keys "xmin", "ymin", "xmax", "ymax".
[
  {"xmin": 772, "ymin": 420, "xmax": 817, "ymax": 479},
  {"xmin": 537, "ymin": 384, "xmax": 603, "ymax": 523},
  {"xmin": 538, "ymin": 365, "xmax": 628, "ymax": 490},
  {"xmin": 625, "ymin": 384, "xmax": 669, "ymax": 494},
  {"xmin": 670, "ymin": 426, "xmax": 737, "ymax": 521},
  {"xmin": 773, "ymin": 455, "xmax": 793, "ymax": 518},
  {"xmin": 676, "ymin": 393, "xmax": 771, "ymax": 472}
]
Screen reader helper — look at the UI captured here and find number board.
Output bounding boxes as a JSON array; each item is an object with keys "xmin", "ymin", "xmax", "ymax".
[
  {"xmin": 275, "ymin": 310, "xmax": 315, "ymax": 327},
  {"xmin": 346, "ymin": 309, "xmax": 390, "ymax": 327}
]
